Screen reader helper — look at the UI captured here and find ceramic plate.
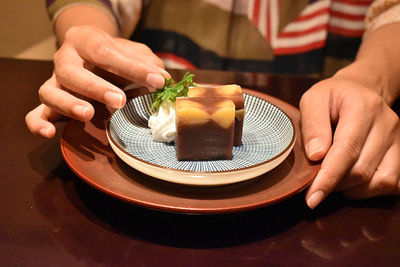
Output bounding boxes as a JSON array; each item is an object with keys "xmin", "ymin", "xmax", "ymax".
[{"xmin": 106, "ymin": 93, "xmax": 296, "ymax": 186}]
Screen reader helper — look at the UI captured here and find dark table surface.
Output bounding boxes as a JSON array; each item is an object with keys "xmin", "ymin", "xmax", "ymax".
[{"xmin": 1, "ymin": 57, "xmax": 399, "ymax": 266}]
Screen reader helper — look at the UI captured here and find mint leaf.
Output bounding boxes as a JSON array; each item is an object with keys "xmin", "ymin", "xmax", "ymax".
[{"xmin": 152, "ymin": 72, "xmax": 196, "ymax": 111}]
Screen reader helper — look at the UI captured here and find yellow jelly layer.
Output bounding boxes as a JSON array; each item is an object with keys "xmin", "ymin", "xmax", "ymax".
[{"xmin": 176, "ymin": 99, "xmax": 235, "ymax": 128}]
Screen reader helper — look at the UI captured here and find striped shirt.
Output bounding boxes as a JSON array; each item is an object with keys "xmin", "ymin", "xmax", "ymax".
[{"xmin": 47, "ymin": 0, "xmax": 400, "ymax": 77}]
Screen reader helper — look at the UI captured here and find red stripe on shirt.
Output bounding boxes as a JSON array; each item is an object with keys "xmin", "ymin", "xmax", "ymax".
[
  {"xmin": 266, "ymin": 0, "xmax": 271, "ymax": 42},
  {"xmin": 330, "ymin": 10, "xmax": 365, "ymax": 20},
  {"xmin": 253, "ymin": 0, "xmax": 261, "ymax": 27},
  {"xmin": 156, "ymin": 52, "xmax": 197, "ymax": 69},
  {"xmin": 333, "ymin": 0, "xmax": 372, "ymax": 6},
  {"xmin": 274, "ymin": 40, "xmax": 325, "ymax": 55},
  {"xmin": 294, "ymin": 7, "xmax": 330, "ymax": 22}
]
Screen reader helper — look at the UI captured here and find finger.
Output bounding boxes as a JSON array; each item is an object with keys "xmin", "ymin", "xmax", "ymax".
[
  {"xmin": 68, "ymin": 27, "xmax": 166, "ymax": 88},
  {"xmin": 305, "ymin": 102, "xmax": 373, "ymax": 209},
  {"xmin": 25, "ymin": 104, "xmax": 61, "ymax": 138},
  {"xmin": 342, "ymin": 142, "xmax": 400, "ymax": 199},
  {"xmin": 336, "ymin": 111, "xmax": 395, "ymax": 191},
  {"xmin": 300, "ymin": 86, "xmax": 332, "ymax": 161},
  {"xmin": 39, "ymin": 74, "xmax": 95, "ymax": 121},
  {"xmin": 54, "ymin": 50, "xmax": 126, "ymax": 109},
  {"xmin": 117, "ymin": 43, "xmax": 170, "ymax": 78},
  {"xmin": 115, "ymin": 38, "xmax": 167, "ymax": 70}
]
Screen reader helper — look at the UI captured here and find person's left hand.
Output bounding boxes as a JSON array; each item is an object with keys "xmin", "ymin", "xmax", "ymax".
[
  {"xmin": 300, "ymin": 72, "xmax": 400, "ymax": 209},
  {"xmin": 25, "ymin": 26, "xmax": 168, "ymax": 138}
]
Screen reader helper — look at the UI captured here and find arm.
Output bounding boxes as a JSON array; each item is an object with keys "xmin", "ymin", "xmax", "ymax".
[
  {"xmin": 335, "ymin": 22, "xmax": 400, "ymax": 105},
  {"xmin": 54, "ymin": 5, "xmax": 119, "ymax": 42},
  {"xmin": 300, "ymin": 19, "xmax": 400, "ymax": 208}
]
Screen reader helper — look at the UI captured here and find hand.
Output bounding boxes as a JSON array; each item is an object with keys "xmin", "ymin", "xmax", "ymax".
[
  {"xmin": 26, "ymin": 25, "xmax": 169, "ymax": 138},
  {"xmin": 300, "ymin": 73, "xmax": 400, "ymax": 209}
]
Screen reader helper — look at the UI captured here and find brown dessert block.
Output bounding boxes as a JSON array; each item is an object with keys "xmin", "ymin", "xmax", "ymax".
[
  {"xmin": 188, "ymin": 84, "xmax": 245, "ymax": 146},
  {"xmin": 176, "ymin": 97, "xmax": 235, "ymax": 161}
]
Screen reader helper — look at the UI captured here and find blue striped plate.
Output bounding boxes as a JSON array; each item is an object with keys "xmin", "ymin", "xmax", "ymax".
[{"xmin": 106, "ymin": 92, "xmax": 295, "ymax": 186}]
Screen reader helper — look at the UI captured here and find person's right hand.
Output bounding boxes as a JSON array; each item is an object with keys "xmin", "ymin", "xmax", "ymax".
[{"xmin": 26, "ymin": 25, "xmax": 169, "ymax": 138}]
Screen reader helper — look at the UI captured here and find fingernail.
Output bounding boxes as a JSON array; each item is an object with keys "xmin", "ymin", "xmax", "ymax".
[
  {"xmin": 39, "ymin": 128, "xmax": 49, "ymax": 137},
  {"xmin": 307, "ymin": 190, "xmax": 325, "ymax": 209},
  {"xmin": 146, "ymin": 73, "xmax": 165, "ymax": 88},
  {"xmin": 158, "ymin": 68, "xmax": 171, "ymax": 78},
  {"xmin": 306, "ymin": 138, "xmax": 324, "ymax": 160},
  {"xmin": 72, "ymin": 105, "xmax": 89, "ymax": 118},
  {"xmin": 104, "ymin": 92, "xmax": 123, "ymax": 109}
]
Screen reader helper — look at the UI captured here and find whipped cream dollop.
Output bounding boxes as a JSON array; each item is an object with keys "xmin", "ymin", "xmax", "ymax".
[{"xmin": 148, "ymin": 101, "xmax": 176, "ymax": 143}]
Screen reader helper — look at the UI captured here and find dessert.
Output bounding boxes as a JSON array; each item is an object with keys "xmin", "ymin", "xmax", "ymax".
[
  {"xmin": 148, "ymin": 72, "xmax": 245, "ymax": 161},
  {"xmin": 188, "ymin": 84, "xmax": 245, "ymax": 146},
  {"xmin": 175, "ymin": 97, "xmax": 235, "ymax": 161}
]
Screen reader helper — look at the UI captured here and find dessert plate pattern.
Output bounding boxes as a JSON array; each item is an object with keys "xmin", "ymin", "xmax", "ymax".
[{"xmin": 106, "ymin": 93, "xmax": 295, "ymax": 185}]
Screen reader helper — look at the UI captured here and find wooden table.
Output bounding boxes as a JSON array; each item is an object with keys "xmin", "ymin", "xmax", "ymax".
[{"xmin": 1, "ymin": 57, "xmax": 399, "ymax": 266}]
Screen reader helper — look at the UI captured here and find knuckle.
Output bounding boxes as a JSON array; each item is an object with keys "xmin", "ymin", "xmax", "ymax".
[
  {"xmin": 351, "ymin": 164, "xmax": 374, "ymax": 183},
  {"xmin": 366, "ymin": 92, "xmax": 384, "ymax": 109},
  {"xmin": 82, "ymin": 80, "xmax": 98, "ymax": 95},
  {"xmin": 373, "ymin": 172, "xmax": 398, "ymax": 193},
  {"xmin": 137, "ymin": 43, "xmax": 152, "ymax": 53},
  {"xmin": 38, "ymin": 84, "xmax": 50, "ymax": 103},
  {"xmin": 126, "ymin": 59, "xmax": 140, "ymax": 78},
  {"xmin": 299, "ymin": 90, "xmax": 312, "ymax": 106},
  {"xmin": 53, "ymin": 45, "xmax": 69, "ymax": 64},
  {"xmin": 65, "ymin": 25, "xmax": 92, "ymax": 41},
  {"xmin": 92, "ymin": 42, "xmax": 112, "ymax": 63},
  {"xmin": 55, "ymin": 63, "xmax": 73, "ymax": 79},
  {"xmin": 385, "ymin": 109, "xmax": 400, "ymax": 129},
  {"xmin": 391, "ymin": 112, "xmax": 400, "ymax": 126},
  {"xmin": 64, "ymin": 26, "xmax": 81, "ymax": 41},
  {"xmin": 299, "ymin": 83, "xmax": 324, "ymax": 107},
  {"xmin": 158, "ymin": 59, "xmax": 165, "ymax": 68},
  {"xmin": 149, "ymin": 57, "xmax": 163, "ymax": 68},
  {"xmin": 53, "ymin": 49, "xmax": 61, "ymax": 63}
]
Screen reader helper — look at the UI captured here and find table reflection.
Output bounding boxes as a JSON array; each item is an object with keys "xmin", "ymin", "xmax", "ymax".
[{"xmin": 31, "ymin": 148, "xmax": 400, "ymax": 265}]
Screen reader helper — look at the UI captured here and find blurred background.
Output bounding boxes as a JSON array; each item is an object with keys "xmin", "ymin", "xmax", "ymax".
[{"xmin": 0, "ymin": 0, "xmax": 56, "ymax": 60}]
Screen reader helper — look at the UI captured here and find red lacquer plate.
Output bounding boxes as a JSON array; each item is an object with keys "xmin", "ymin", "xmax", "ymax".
[{"xmin": 60, "ymin": 89, "xmax": 320, "ymax": 214}]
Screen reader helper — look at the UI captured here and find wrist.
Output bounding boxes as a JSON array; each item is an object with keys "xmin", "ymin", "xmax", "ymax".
[
  {"xmin": 334, "ymin": 58, "xmax": 397, "ymax": 105},
  {"xmin": 54, "ymin": 5, "xmax": 119, "ymax": 44}
]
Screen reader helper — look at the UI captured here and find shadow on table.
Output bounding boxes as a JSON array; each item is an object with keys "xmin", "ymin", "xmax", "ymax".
[
  {"xmin": 72, "ymin": 176, "xmax": 310, "ymax": 248},
  {"xmin": 30, "ymin": 143, "xmax": 308, "ymax": 250},
  {"xmin": 29, "ymin": 128, "xmax": 400, "ymax": 252}
]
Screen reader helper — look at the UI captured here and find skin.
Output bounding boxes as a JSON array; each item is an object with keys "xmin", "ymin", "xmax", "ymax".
[
  {"xmin": 25, "ymin": 5, "xmax": 169, "ymax": 138},
  {"xmin": 301, "ymin": 22, "xmax": 400, "ymax": 208},
  {"xmin": 25, "ymin": 5, "xmax": 400, "ymax": 208}
]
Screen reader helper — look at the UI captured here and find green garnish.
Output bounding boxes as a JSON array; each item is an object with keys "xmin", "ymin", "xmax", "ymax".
[{"xmin": 152, "ymin": 72, "xmax": 196, "ymax": 111}]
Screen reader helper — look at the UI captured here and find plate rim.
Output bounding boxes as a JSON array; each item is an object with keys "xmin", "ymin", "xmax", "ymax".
[
  {"xmin": 60, "ymin": 139, "xmax": 315, "ymax": 213},
  {"xmin": 106, "ymin": 92, "xmax": 296, "ymax": 174}
]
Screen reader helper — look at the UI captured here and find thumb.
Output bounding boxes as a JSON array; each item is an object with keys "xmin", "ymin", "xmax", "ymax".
[{"xmin": 299, "ymin": 86, "xmax": 332, "ymax": 161}]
